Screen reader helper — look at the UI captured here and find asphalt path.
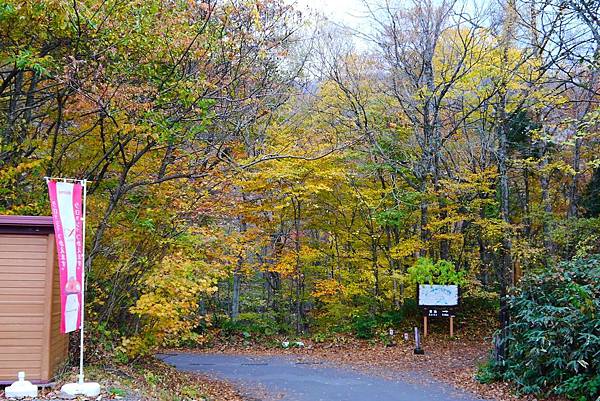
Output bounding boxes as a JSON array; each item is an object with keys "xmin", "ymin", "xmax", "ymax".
[{"xmin": 158, "ymin": 353, "xmax": 490, "ymax": 401}]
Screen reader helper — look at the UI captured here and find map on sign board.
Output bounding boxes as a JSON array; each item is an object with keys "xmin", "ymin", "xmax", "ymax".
[{"xmin": 418, "ymin": 284, "xmax": 459, "ymax": 307}]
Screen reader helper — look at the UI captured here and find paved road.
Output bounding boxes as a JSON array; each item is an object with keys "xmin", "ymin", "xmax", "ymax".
[{"xmin": 158, "ymin": 353, "xmax": 489, "ymax": 401}]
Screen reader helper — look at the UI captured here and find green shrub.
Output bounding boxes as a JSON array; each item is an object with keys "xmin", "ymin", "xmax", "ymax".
[
  {"xmin": 551, "ymin": 218, "xmax": 600, "ymax": 260},
  {"xmin": 311, "ymin": 303, "xmax": 357, "ymax": 334},
  {"xmin": 408, "ymin": 257, "xmax": 467, "ymax": 285},
  {"xmin": 460, "ymin": 291, "xmax": 499, "ymax": 329},
  {"xmin": 217, "ymin": 312, "xmax": 293, "ymax": 338},
  {"xmin": 377, "ymin": 310, "xmax": 405, "ymax": 328},
  {"xmin": 398, "ymin": 298, "xmax": 419, "ymax": 319},
  {"xmin": 352, "ymin": 314, "xmax": 378, "ymax": 339},
  {"xmin": 349, "ymin": 301, "xmax": 420, "ymax": 340},
  {"xmin": 475, "ymin": 360, "xmax": 498, "ymax": 384},
  {"xmin": 311, "ymin": 332, "xmax": 331, "ymax": 343},
  {"xmin": 482, "ymin": 255, "xmax": 600, "ymax": 401}
]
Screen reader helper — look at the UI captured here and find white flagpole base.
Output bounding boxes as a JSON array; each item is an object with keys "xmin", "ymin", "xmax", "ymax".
[
  {"xmin": 60, "ymin": 382, "xmax": 101, "ymax": 397},
  {"xmin": 5, "ymin": 372, "xmax": 38, "ymax": 398}
]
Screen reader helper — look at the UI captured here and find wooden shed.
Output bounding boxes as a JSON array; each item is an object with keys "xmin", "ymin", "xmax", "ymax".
[{"xmin": 0, "ymin": 215, "xmax": 69, "ymax": 384}]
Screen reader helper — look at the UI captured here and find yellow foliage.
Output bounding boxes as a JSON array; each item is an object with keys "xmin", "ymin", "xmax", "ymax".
[
  {"xmin": 121, "ymin": 253, "xmax": 217, "ymax": 358},
  {"xmin": 272, "ymin": 250, "xmax": 297, "ymax": 278},
  {"xmin": 390, "ymin": 237, "xmax": 423, "ymax": 259}
]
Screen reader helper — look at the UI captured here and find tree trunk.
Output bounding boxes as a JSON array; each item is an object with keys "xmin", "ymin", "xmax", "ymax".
[
  {"xmin": 371, "ymin": 228, "xmax": 379, "ymax": 298},
  {"xmin": 523, "ymin": 165, "xmax": 531, "ymax": 238},
  {"xmin": 231, "ymin": 214, "xmax": 247, "ymax": 320},
  {"xmin": 292, "ymin": 197, "xmax": 303, "ymax": 334},
  {"xmin": 496, "ymin": 117, "xmax": 514, "ymax": 362},
  {"xmin": 567, "ymin": 136, "xmax": 581, "ymax": 218},
  {"xmin": 231, "ymin": 269, "xmax": 241, "ymax": 320},
  {"xmin": 494, "ymin": 0, "xmax": 516, "ymax": 363},
  {"xmin": 385, "ymin": 226, "xmax": 401, "ymax": 309},
  {"xmin": 419, "ymin": 179, "xmax": 429, "ymax": 256},
  {"xmin": 539, "ymin": 141, "xmax": 554, "ymax": 253},
  {"xmin": 6, "ymin": 71, "xmax": 22, "ymax": 139}
]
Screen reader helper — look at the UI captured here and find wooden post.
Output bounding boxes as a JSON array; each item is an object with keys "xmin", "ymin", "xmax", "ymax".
[
  {"xmin": 449, "ymin": 316, "xmax": 454, "ymax": 337},
  {"xmin": 423, "ymin": 315, "xmax": 428, "ymax": 337}
]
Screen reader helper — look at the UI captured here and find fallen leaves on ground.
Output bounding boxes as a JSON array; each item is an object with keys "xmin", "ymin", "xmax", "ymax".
[
  {"xmin": 0, "ymin": 359, "xmax": 245, "ymax": 401},
  {"xmin": 127, "ymin": 358, "xmax": 246, "ymax": 401},
  {"xmin": 169, "ymin": 333, "xmax": 566, "ymax": 401}
]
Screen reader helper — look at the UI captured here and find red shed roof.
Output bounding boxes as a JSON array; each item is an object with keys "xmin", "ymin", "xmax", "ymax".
[
  {"xmin": 0, "ymin": 215, "xmax": 54, "ymax": 227},
  {"xmin": 0, "ymin": 215, "xmax": 54, "ymax": 234}
]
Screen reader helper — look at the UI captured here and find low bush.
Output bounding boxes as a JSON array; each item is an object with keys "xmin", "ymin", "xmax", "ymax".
[
  {"xmin": 479, "ymin": 255, "xmax": 600, "ymax": 401},
  {"xmin": 551, "ymin": 218, "xmax": 600, "ymax": 260},
  {"xmin": 217, "ymin": 312, "xmax": 294, "ymax": 338},
  {"xmin": 350, "ymin": 300, "xmax": 420, "ymax": 339},
  {"xmin": 352, "ymin": 314, "xmax": 378, "ymax": 339}
]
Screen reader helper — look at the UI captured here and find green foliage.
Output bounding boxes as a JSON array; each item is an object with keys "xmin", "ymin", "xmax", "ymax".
[
  {"xmin": 310, "ymin": 332, "xmax": 331, "ymax": 343},
  {"xmin": 551, "ymin": 218, "xmax": 600, "ymax": 259},
  {"xmin": 459, "ymin": 292, "xmax": 499, "ymax": 327},
  {"xmin": 351, "ymin": 301, "xmax": 419, "ymax": 339},
  {"xmin": 311, "ymin": 303, "xmax": 357, "ymax": 334},
  {"xmin": 108, "ymin": 388, "xmax": 128, "ymax": 397},
  {"xmin": 217, "ymin": 313, "xmax": 294, "ymax": 339},
  {"xmin": 506, "ymin": 110, "xmax": 541, "ymax": 155},
  {"xmin": 583, "ymin": 168, "xmax": 600, "ymax": 217},
  {"xmin": 407, "ymin": 258, "xmax": 467, "ymax": 285},
  {"xmin": 481, "ymin": 256, "xmax": 600, "ymax": 400},
  {"xmin": 352, "ymin": 314, "xmax": 378, "ymax": 339},
  {"xmin": 475, "ymin": 360, "xmax": 499, "ymax": 384}
]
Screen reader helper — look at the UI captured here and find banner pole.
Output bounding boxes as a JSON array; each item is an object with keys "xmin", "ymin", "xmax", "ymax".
[{"xmin": 79, "ymin": 179, "xmax": 87, "ymax": 384}]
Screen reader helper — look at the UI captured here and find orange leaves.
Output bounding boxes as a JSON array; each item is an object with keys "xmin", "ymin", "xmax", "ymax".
[
  {"xmin": 312, "ymin": 279, "xmax": 345, "ymax": 302},
  {"xmin": 272, "ymin": 249, "xmax": 297, "ymax": 278}
]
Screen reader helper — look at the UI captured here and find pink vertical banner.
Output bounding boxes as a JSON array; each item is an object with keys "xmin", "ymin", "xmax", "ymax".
[{"xmin": 47, "ymin": 180, "xmax": 83, "ymax": 333}]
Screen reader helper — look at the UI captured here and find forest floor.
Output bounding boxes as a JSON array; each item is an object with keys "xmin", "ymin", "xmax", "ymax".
[{"xmin": 169, "ymin": 334, "xmax": 565, "ymax": 401}]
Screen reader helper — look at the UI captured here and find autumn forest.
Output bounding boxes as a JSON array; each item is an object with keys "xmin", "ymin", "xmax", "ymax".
[{"xmin": 1, "ymin": 0, "xmax": 599, "ymax": 399}]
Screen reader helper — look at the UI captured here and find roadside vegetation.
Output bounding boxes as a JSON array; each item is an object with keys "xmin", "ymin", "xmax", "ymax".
[
  {"xmin": 28, "ymin": 357, "xmax": 244, "ymax": 401},
  {"xmin": 478, "ymin": 256, "xmax": 600, "ymax": 401}
]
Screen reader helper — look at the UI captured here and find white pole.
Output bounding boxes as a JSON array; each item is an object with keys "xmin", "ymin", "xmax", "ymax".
[
  {"xmin": 79, "ymin": 179, "xmax": 87, "ymax": 384},
  {"xmin": 57, "ymin": 178, "xmax": 100, "ymax": 397}
]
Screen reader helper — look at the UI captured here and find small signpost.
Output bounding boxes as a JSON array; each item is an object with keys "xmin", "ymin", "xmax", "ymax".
[
  {"xmin": 413, "ymin": 327, "xmax": 424, "ymax": 355},
  {"xmin": 418, "ymin": 284, "xmax": 459, "ymax": 337}
]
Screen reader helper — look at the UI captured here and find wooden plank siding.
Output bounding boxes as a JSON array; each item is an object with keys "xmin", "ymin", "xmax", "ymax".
[
  {"xmin": 0, "ymin": 234, "xmax": 46, "ymax": 381},
  {"xmin": 48, "ymin": 234, "xmax": 68, "ymax": 378},
  {"xmin": 0, "ymin": 232, "xmax": 68, "ymax": 383}
]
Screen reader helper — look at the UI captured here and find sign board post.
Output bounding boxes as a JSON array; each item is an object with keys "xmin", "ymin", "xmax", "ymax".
[{"xmin": 417, "ymin": 284, "xmax": 459, "ymax": 337}]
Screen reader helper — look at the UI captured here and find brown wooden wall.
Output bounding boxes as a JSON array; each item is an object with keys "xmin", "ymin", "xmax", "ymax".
[
  {"xmin": 0, "ymin": 233, "xmax": 68, "ymax": 383},
  {"xmin": 49, "ymin": 238, "xmax": 68, "ymax": 378}
]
